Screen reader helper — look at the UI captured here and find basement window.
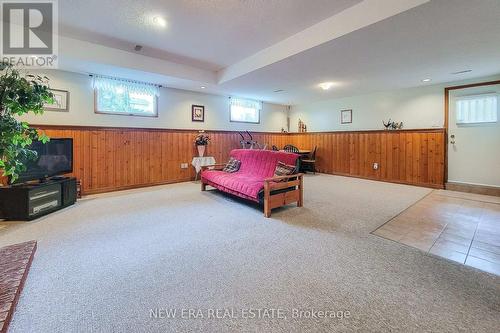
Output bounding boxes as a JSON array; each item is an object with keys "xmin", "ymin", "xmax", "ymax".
[
  {"xmin": 229, "ymin": 98, "xmax": 261, "ymax": 123},
  {"xmin": 94, "ymin": 76, "xmax": 159, "ymax": 117},
  {"xmin": 456, "ymin": 94, "xmax": 498, "ymax": 124}
]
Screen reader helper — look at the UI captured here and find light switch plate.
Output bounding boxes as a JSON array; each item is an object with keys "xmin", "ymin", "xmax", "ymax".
[{"xmin": 180, "ymin": 163, "xmax": 188, "ymax": 169}]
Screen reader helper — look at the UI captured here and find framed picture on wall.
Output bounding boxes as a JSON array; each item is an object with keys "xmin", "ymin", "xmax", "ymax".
[
  {"xmin": 192, "ymin": 105, "xmax": 205, "ymax": 122},
  {"xmin": 44, "ymin": 89, "xmax": 69, "ymax": 112},
  {"xmin": 341, "ymin": 109, "xmax": 352, "ymax": 124}
]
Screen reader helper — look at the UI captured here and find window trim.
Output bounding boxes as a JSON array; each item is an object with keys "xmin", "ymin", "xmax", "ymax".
[
  {"xmin": 93, "ymin": 85, "xmax": 159, "ymax": 118},
  {"xmin": 229, "ymin": 98, "xmax": 261, "ymax": 124}
]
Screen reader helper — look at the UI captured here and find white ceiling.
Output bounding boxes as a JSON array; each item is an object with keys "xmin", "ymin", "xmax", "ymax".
[
  {"xmin": 219, "ymin": 0, "xmax": 500, "ymax": 104},
  {"xmin": 59, "ymin": 0, "xmax": 361, "ymax": 71},
  {"xmin": 56, "ymin": 0, "xmax": 500, "ymax": 105}
]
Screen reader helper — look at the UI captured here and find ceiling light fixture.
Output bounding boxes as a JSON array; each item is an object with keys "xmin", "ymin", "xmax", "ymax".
[
  {"xmin": 318, "ymin": 82, "xmax": 334, "ymax": 90},
  {"xmin": 152, "ymin": 16, "xmax": 167, "ymax": 28},
  {"xmin": 200, "ymin": 86, "xmax": 206, "ymax": 89},
  {"xmin": 422, "ymin": 78, "xmax": 432, "ymax": 82}
]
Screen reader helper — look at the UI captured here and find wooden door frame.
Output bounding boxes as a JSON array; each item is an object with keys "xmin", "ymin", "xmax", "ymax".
[{"xmin": 443, "ymin": 80, "xmax": 500, "ymax": 183}]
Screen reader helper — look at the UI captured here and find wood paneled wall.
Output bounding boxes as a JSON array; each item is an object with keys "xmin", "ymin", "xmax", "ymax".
[
  {"xmin": 2, "ymin": 126, "xmax": 444, "ymax": 194},
  {"xmin": 287, "ymin": 129, "xmax": 445, "ymax": 188},
  {"xmin": 35, "ymin": 126, "xmax": 289, "ymax": 195}
]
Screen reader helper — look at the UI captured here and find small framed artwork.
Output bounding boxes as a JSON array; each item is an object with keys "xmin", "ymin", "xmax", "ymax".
[
  {"xmin": 44, "ymin": 89, "xmax": 69, "ymax": 112},
  {"xmin": 341, "ymin": 109, "xmax": 352, "ymax": 124},
  {"xmin": 192, "ymin": 105, "xmax": 205, "ymax": 122}
]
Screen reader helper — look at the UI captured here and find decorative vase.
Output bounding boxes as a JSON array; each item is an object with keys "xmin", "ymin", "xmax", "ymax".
[{"xmin": 197, "ymin": 145, "xmax": 206, "ymax": 157}]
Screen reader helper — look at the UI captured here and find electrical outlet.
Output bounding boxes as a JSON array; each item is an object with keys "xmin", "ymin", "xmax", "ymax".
[
  {"xmin": 180, "ymin": 163, "xmax": 188, "ymax": 169},
  {"xmin": 373, "ymin": 163, "xmax": 379, "ymax": 170}
]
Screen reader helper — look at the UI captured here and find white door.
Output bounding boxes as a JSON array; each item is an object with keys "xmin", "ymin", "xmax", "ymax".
[{"xmin": 448, "ymin": 84, "xmax": 500, "ymax": 187}]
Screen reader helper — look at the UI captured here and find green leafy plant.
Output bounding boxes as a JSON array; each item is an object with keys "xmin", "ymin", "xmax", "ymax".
[{"xmin": 0, "ymin": 62, "xmax": 53, "ymax": 183}]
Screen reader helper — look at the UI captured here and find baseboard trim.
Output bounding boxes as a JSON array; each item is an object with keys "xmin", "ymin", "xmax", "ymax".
[
  {"xmin": 445, "ymin": 182, "xmax": 500, "ymax": 197},
  {"xmin": 322, "ymin": 171, "xmax": 444, "ymax": 189},
  {"xmin": 82, "ymin": 178, "xmax": 194, "ymax": 195},
  {"xmin": 82, "ymin": 173, "xmax": 444, "ymax": 197}
]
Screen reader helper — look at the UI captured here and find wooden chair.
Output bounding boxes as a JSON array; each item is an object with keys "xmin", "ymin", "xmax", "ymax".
[
  {"xmin": 301, "ymin": 146, "xmax": 317, "ymax": 174},
  {"xmin": 283, "ymin": 144, "xmax": 299, "ymax": 153}
]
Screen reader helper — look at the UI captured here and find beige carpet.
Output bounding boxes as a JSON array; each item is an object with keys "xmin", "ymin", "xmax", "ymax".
[{"xmin": 0, "ymin": 174, "xmax": 498, "ymax": 332}]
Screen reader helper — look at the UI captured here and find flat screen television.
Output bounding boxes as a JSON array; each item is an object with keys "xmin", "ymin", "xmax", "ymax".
[{"xmin": 15, "ymin": 138, "xmax": 73, "ymax": 183}]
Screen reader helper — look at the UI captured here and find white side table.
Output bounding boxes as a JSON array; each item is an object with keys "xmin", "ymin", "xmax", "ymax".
[{"xmin": 192, "ymin": 156, "xmax": 216, "ymax": 180}]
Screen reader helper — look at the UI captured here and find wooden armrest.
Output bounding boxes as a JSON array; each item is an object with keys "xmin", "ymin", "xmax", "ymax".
[
  {"xmin": 263, "ymin": 173, "xmax": 303, "ymax": 217},
  {"xmin": 264, "ymin": 173, "xmax": 303, "ymax": 183},
  {"xmin": 201, "ymin": 164, "xmax": 226, "ymax": 171}
]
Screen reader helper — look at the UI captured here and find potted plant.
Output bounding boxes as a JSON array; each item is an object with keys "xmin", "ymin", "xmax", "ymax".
[
  {"xmin": 194, "ymin": 131, "xmax": 210, "ymax": 157},
  {"xmin": 0, "ymin": 62, "xmax": 53, "ymax": 184}
]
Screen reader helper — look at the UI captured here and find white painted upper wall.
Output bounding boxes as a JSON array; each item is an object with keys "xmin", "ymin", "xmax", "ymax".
[
  {"xmin": 19, "ymin": 70, "xmax": 288, "ymax": 132},
  {"xmin": 19, "ymin": 70, "xmax": 500, "ymax": 137},
  {"xmin": 290, "ymin": 75, "xmax": 500, "ymax": 133}
]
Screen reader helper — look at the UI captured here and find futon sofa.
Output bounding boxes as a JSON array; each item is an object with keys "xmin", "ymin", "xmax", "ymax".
[{"xmin": 201, "ymin": 149, "xmax": 304, "ymax": 217}]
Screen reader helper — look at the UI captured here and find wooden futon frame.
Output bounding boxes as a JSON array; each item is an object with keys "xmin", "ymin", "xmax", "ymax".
[{"xmin": 201, "ymin": 164, "xmax": 303, "ymax": 218}]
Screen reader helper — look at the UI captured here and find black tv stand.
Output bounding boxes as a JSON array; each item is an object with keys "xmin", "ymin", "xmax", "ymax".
[
  {"xmin": 0, "ymin": 177, "xmax": 77, "ymax": 221},
  {"xmin": 48, "ymin": 175, "xmax": 67, "ymax": 181}
]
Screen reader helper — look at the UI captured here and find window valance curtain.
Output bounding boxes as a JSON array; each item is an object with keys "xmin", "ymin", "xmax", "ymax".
[
  {"xmin": 93, "ymin": 75, "xmax": 160, "ymax": 97},
  {"xmin": 229, "ymin": 97, "xmax": 262, "ymax": 110}
]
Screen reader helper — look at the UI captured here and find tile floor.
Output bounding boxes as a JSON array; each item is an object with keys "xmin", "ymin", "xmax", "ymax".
[{"xmin": 373, "ymin": 190, "xmax": 500, "ymax": 276}]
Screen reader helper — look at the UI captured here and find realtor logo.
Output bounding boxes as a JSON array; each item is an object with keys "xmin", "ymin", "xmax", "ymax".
[{"xmin": 1, "ymin": 0, "xmax": 58, "ymax": 68}]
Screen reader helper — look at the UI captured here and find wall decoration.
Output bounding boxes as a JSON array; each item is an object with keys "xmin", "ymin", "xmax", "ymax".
[
  {"xmin": 383, "ymin": 119, "xmax": 404, "ymax": 130},
  {"xmin": 44, "ymin": 89, "xmax": 69, "ymax": 111},
  {"xmin": 298, "ymin": 118, "xmax": 307, "ymax": 132},
  {"xmin": 341, "ymin": 109, "xmax": 352, "ymax": 124},
  {"xmin": 192, "ymin": 105, "xmax": 205, "ymax": 122}
]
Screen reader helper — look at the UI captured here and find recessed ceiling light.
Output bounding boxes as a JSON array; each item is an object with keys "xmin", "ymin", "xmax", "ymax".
[
  {"xmin": 318, "ymin": 82, "xmax": 334, "ymax": 90},
  {"xmin": 152, "ymin": 16, "xmax": 167, "ymax": 28},
  {"xmin": 200, "ymin": 86, "xmax": 206, "ymax": 89},
  {"xmin": 422, "ymin": 78, "xmax": 432, "ymax": 82}
]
